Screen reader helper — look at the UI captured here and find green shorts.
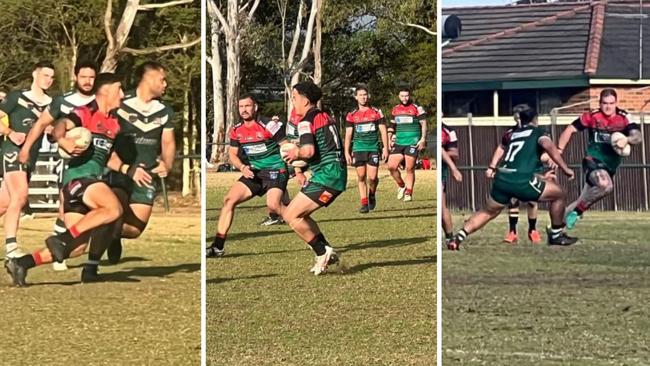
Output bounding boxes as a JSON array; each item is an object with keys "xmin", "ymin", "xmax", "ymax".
[
  {"xmin": 105, "ymin": 170, "xmax": 157, "ymax": 206},
  {"xmin": 490, "ymin": 173, "xmax": 545, "ymax": 205}
]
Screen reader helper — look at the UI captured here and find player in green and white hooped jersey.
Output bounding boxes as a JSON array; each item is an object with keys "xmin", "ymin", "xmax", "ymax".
[
  {"xmin": 18, "ymin": 60, "xmax": 97, "ymax": 271},
  {"xmin": 282, "ymin": 81, "xmax": 347, "ymax": 275},
  {"xmin": 344, "ymin": 85, "xmax": 389, "ymax": 213},
  {"xmin": 447, "ymin": 108, "xmax": 578, "ymax": 250},
  {"xmin": 0, "ymin": 62, "xmax": 54, "ymax": 259},
  {"xmin": 387, "ymin": 87, "xmax": 427, "ymax": 202},
  {"xmin": 105, "ymin": 61, "xmax": 176, "ymax": 264}
]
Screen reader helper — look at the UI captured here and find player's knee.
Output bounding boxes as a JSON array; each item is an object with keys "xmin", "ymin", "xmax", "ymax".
[
  {"xmin": 223, "ymin": 194, "xmax": 237, "ymax": 208},
  {"xmin": 369, "ymin": 177, "xmax": 378, "ymax": 186},
  {"xmin": 387, "ymin": 163, "xmax": 399, "ymax": 171},
  {"xmin": 357, "ymin": 174, "xmax": 367, "ymax": 182}
]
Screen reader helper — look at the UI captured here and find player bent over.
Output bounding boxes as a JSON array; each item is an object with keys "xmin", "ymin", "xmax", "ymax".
[
  {"xmin": 282, "ymin": 82, "xmax": 347, "ymax": 275},
  {"xmin": 447, "ymin": 108, "xmax": 577, "ymax": 250},
  {"xmin": 556, "ymin": 88, "xmax": 641, "ymax": 229},
  {"xmin": 206, "ymin": 95, "xmax": 289, "ymax": 258},
  {"xmin": 5, "ymin": 73, "xmax": 124, "ymax": 286},
  {"xmin": 441, "ymin": 123, "xmax": 462, "ymax": 246}
]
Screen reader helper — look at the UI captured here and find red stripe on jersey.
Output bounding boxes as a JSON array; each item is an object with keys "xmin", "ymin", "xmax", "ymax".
[
  {"xmin": 579, "ymin": 110, "xmax": 629, "ymax": 132},
  {"xmin": 391, "ymin": 103, "xmax": 421, "ymax": 117},
  {"xmin": 74, "ymin": 106, "xmax": 120, "ymax": 138},
  {"xmin": 230, "ymin": 121, "xmax": 274, "ymax": 144},
  {"xmin": 346, "ymin": 108, "xmax": 382, "ymax": 124}
]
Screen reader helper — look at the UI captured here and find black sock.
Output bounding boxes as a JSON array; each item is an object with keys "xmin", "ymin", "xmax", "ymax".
[
  {"xmin": 445, "ymin": 232, "xmax": 453, "ymax": 240},
  {"xmin": 550, "ymin": 224, "xmax": 565, "ymax": 239},
  {"xmin": 53, "ymin": 218, "xmax": 66, "ymax": 234},
  {"xmin": 508, "ymin": 216, "xmax": 518, "ymax": 233},
  {"xmin": 528, "ymin": 218, "xmax": 537, "ymax": 232},
  {"xmin": 58, "ymin": 230, "xmax": 74, "ymax": 244},
  {"xmin": 456, "ymin": 229, "xmax": 468, "ymax": 242},
  {"xmin": 17, "ymin": 255, "xmax": 36, "ymax": 269},
  {"xmin": 5, "ymin": 237, "xmax": 16, "ymax": 246},
  {"xmin": 212, "ymin": 235, "xmax": 226, "ymax": 250},
  {"xmin": 308, "ymin": 235, "xmax": 327, "ymax": 256},
  {"xmin": 270, "ymin": 212, "xmax": 280, "ymax": 220}
]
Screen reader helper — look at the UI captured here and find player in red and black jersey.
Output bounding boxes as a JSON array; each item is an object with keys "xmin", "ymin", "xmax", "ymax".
[
  {"xmin": 6, "ymin": 73, "xmax": 126, "ymax": 285},
  {"xmin": 282, "ymin": 81, "xmax": 346, "ymax": 275},
  {"xmin": 344, "ymin": 85, "xmax": 388, "ymax": 213},
  {"xmin": 206, "ymin": 95, "xmax": 289, "ymax": 258},
  {"xmin": 441, "ymin": 122, "xmax": 461, "ymax": 246},
  {"xmin": 556, "ymin": 89, "xmax": 642, "ymax": 229}
]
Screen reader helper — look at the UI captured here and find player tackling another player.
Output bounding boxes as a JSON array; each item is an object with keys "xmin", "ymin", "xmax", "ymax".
[{"xmin": 447, "ymin": 108, "xmax": 577, "ymax": 250}]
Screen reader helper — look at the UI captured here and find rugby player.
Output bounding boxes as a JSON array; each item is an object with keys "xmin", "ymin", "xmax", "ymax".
[
  {"xmin": 105, "ymin": 61, "xmax": 175, "ymax": 264},
  {"xmin": 0, "ymin": 61, "xmax": 54, "ymax": 259},
  {"xmin": 344, "ymin": 85, "xmax": 388, "ymax": 213},
  {"xmin": 485, "ymin": 104, "xmax": 542, "ymax": 244},
  {"xmin": 556, "ymin": 88, "xmax": 641, "ymax": 229},
  {"xmin": 441, "ymin": 122, "xmax": 462, "ymax": 245},
  {"xmin": 206, "ymin": 94, "xmax": 288, "ymax": 258},
  {"xmin": 281, "ymin": 81, "xmax": 346, "ymax": 275},
  {"xmin": 447, "ymin": 108, "xmax": 578, "ymax": 250},
  {"xmin": 387, "ymin": 87, "xmax": 427, "ymax": 202},
  {"xmin": 19, "ymin": 60, "xmax": 97, "ymax": 269},
  {"xmin": 5, "ymin": 73, "xmax": 125, "ymax": 286}
]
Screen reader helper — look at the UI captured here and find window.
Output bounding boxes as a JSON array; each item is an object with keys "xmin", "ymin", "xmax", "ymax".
[{"xmin": 443, "ymin": 91, "xmax": 493, "ymax": 117}]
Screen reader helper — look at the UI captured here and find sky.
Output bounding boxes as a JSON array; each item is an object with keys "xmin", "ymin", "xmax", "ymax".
[{"xmin": 443, "ymin": 0, "xmax": 513, "ymax": 7}]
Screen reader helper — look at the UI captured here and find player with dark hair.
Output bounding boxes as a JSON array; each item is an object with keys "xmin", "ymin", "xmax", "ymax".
[
  {"xmin": 206, "ymin": 94, "xmax": 288, "ymax": 257},
  {"xmin": 344, "ymin": 85, "xmax": 388, "ymax": 213},
  {"xmin": 441, "ymin": 122, "xmax": 462, "ymax": 245},
  {"xmin": 0, "ymin": 61, "xmax": 55, "ymax": 259},
  {"xmin": 387, "ymin": 87, "xmax": 427, "ymax": 202},
  {"xmin": 447, "ymin": 108, "xmax": 578, "ymax": 250},
  {"xmin": 556, "ymin": 88, "xmax": 642, "ymax": 229},
  {"xmin": 104, "ymin": 61, "xmax": 175, "ymax": 264},
  {"xmin": 5, "ymin": 73, "xmax": 125, "ymax": 286},
  {"xmin": 282, "ymin": 81, "xmax": 346, "ymax": 275},
  {"xmin": 18, "ymin": 60, "xmax": 98, "ymax": 269},
  {"xmin": 485, "ymin": 104, "xmax": 542, "ymax": 244}
]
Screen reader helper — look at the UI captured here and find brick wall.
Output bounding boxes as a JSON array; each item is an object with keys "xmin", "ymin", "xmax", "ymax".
[{"xmin": 561, "ymin": 86, "xmax": 650, "ymax": 114}]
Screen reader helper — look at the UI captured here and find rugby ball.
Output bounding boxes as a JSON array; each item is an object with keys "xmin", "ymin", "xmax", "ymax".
[
  {"xmin": 58, "ymin": 127, "xmax": 92, "ymax": 159},
  {"xmin": 611, "ymin": 131, "xmax": 631, "ymax": 157},
  {"xmin": 280, "ymin": 142, "xmax": 307, "ymax": 168}
]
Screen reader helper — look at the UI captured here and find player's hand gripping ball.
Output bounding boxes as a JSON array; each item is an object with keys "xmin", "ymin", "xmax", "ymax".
[
  {"xmin": 280, "ymin": 142, "xmax": 307, "ymax": 168},
  {"xmin": 611, "ymin": 131, "xmax": 631, "ymax": 157},
  {"xmin": 59, "ymin": 127, "xmax": 92, "ymax": 159}
]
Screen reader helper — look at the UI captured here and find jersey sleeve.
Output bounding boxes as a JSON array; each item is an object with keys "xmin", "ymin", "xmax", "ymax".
[
  {"xmin": 298, "ymin": 119, "xmax": 316, "ymax": 146},
  {"xmin": 416, "ymin": 105, "xmax": 427, "ymax": 120},
  {"xmin": 265, "ymin": 119, "xmax": 286, "ymax": 143},
  {"xmin": 376, "ymin": 109, "xmax": 386, "ymax": 125},
  {"xmin": 500, "ymin": 130, "xmax": 512, "ymax": 148},
  {"xmin": 446, "ymin": 129, "xmax": 458, "ymax": 149},
  {"xmin": 0, "ymin": 91, "xmax": 20, "ymax": 114},
  {"xmin": 65, "ymin": 108, "xmax": 85, "ymax": 128},
  {"xmin": 345, "ymin": 112, "xmax": 354, "ymax": 128},
  {"xmin": 48, "ymin": 96, "xmax": 64, "ymax": 120},
  {"xmin": 163, "ymin": 106, "xmax": 175, "ymax": 130},
  {"xmin": 624, "ymin": 122, "xmax": 641, "ymax": 135},
  {"xmin": 536, "ymin": 127, "xmax": 552, "ymax": 143},
  {"xmin": 572, "ymin": 112, "xmax": 592, "ymax": 131},
  {"xmin": 229, "ymin": 127, "xmax": 239, "ymax": 147}
]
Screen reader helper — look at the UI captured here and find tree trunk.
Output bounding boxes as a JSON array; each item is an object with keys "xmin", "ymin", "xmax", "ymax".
[
  {"xmin": 182, "ymin": 83, "xmax": 191, "ymax": 197},
  {"xmin": 102, "ymin": 0, "xmax": 140, "ymax": 72},
  {"xmin": 284, "ymin": 0, "xmax": 304, "ymax": 120},
  {"xmin": 313, "ymin": 0, "xmax": 322, "ymax": 86},
  {"xmin": 209, "ymin": 17, "xmax": 224, "ymax": 163},
  {"xmin": 222, "ymin": 0, "xmax": 240, "ymax": 163},
  {"xmin": 288, "ymin": 0, "xmax": 317, "ymax": 113}
]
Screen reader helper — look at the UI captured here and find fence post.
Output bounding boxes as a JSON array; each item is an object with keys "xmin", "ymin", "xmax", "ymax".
[
  {"xmin": 467, "ymin": 112, "xmax": 476, "ymax": 211},
  {"xmin": 641, "ymin": 112, "xmax": 648, "ymax": 211}
]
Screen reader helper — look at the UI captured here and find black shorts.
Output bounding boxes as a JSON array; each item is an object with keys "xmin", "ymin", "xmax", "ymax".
[
  {"xmin": 390, "ymin": 144, "xmax": 418, "ymax": 158},
  {"xmin": 302, "ymin": 181, "xmax": 343, "ymax": 207},
  {"xmin": 239, "ymin": 169, "xmax": 288, "ymax": 197},
  {"xmin": 582, "ymin": 156, "xmax": 615, "ymax": 186},
  {"xmin": 62, "ymin": 178, "xmax": 104, "ymax": 214},
  {"xmin": 352, "ymin": 151, "xmax": 380, "ymax": 167},
  {"xmin": 2, "ymin": 152, "xmax": 29, "ymax": 174}
]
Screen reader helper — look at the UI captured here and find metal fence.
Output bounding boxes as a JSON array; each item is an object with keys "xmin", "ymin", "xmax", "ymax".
[{"xmin": 445, "ymin": 111, "xmax": 650, "ymax": 212}]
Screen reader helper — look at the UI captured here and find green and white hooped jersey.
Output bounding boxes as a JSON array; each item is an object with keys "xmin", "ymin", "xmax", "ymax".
[{"xmin": 48, "ymin": 91, "xmax": 95, "ymax": 120}]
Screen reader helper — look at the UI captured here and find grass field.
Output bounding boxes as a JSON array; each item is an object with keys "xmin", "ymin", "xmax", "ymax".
[
  {"xmin": 443, "ymin": 211, "xmax": 650, "ymax": 365},
  {"xmin": 206, "ymin": 168, "xmax": 436, "ymax": 366},
  {"xmin": 1, "ymin": 206, "xmax": 201, "ymax": 365}
]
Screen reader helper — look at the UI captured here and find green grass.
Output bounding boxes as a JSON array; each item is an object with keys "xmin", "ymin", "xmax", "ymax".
[
  {"xmin": 206, "ymin": 169, "xmax": 436, "ymax": 366},
  {"xmin": 443, "ymin": 211, "xmax": 650, "ymax": 365},
  {"xmin": 1, "ymin": 209, "xmax": 201, "ymax": 365}
]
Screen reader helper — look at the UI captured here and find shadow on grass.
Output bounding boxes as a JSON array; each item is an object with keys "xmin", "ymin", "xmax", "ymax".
[
  {"xmin": 206, "ymin": 230, "xmax": 294, "ymax": 243},
  {"xmin": 206, "ymin": 274, "xmax": 278, "ymax": 285},
  {"xmin": 344, "ymin": 256, "xmax": 435, "ymax": 274},
  {"xmin": 66, "ymin": 256, "xmax": 151, "ymax": 268},
  {"xmin": 208, "ymin": 247, "xmax": 307, "ymax": 260},
  {"xmin": 339, "ymin": 236, "xmax": 433, "ymax": 253},
  {"xmin": 31, "ymin": 262, "xmax": 200, "ymax": 285},
  {"xmin": 320, "ymin": 212, "xmax": 434, "ymax": 224},
  {"xmin": 206, "ymin": 204, "xmax": 267, "ymax": 212}
]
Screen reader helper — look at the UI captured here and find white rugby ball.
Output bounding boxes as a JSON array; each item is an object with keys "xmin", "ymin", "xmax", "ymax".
[
  {"xmin": 611, "ymin": 131, "xmax": 631, "ymax": 157},
  {"xmin": 280, "ymin": 142, "xmax": 307, "ymax": 168},
  {"xmin": 58, "ymin": 127, "xmax": 92, "ymax": 159}
]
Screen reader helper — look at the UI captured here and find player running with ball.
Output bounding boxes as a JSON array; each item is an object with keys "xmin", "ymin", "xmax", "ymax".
[{"xmin": 447, "ymin": 108, "xmax": 577, "ymax": 250}]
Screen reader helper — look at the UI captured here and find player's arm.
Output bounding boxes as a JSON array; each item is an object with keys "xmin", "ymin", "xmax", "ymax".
[
  {"xmin": 52, "ymin": 117, "xmax": 83, "ymax": 155},
  {"xmin": 442, "ymin": 148, "xmax": 462, "ymax": 182},
  {"xmin": 539, "ymin": 136, "xmax": 573, "ymax": 179},
  {"xmin": 486, "ymin": 145, "xmax": 504, "ymax": 178},
  {"xmin": 417, "ymin": 119, "xmax": 427, "ymax": 150},
  {"xmin": 0, "ymin": 92, "xmax": 22, "ymax": 143},
  {"xmin": 154, "ymin": 129, "xmax": 176, "ymax": 178},
  {"xmin": 558, "ymin": 116, "xmax": 586, "ymax": 152},
  {"xmin": 19, "ymin": 109, "xmax": 55, "ymax": 163},
  {"xmin": 344, "ymin": 125, "xmax": 353, "ymax": 165},
  {"xmin": 378, "ymin": 122, "xmax": 389, "ymax": 161},
  {"xmin": 625, "ymin": 122, "xmax": 642, "ymax": 145},
  {"xmin": 387, "ymin": 118, "xmax": 396, "ymax": 148},
  {"xmin": 290, "ymin": 120, "xmax": 315, "ymax": 160}
]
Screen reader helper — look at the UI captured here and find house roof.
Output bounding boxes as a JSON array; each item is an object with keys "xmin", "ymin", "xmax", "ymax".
[{"xmin": 443, "ymin": 1, "xmax": 650, "ymax": 87}]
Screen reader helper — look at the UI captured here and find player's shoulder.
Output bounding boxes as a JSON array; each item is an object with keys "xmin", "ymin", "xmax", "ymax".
[
  {"xmin": 442, "ymin": 123, "xmax": 454, "ymax": 132},
  {"xmin": 345, "ymin": 109, "xmax": 358, "ymax": 121},
  {"xmin": 615, "ymin": 108, "xmax": 629, "ymax": 118}
]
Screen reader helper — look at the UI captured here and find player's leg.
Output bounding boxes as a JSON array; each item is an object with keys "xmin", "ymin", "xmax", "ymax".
[
  {"xmin": 3, "ymin": 170, "xmax": 29, "ymax": 257},
  {"xmin": 206, "ymin": 180, "xmax": 255, "ymax": 257},
  {"xmin": 448, "ymin": 197, "xmax": 505, "ymax": 250},
  {"xmin": 366, "ymin": 153, "xmax": 379, "ymax": 211},
  {"xmin": 504, "ymin": 199, "xmax": 519, "ymax": 244},
  {"xmin": 51, "ymin": 192, "xmax": 69, "ymax": 270},
  {"xmin": 121, "ymin": 204, "xmax": 153, "ymax": 239},
  {"xmin": 539, "ymin": 179, "xmax": 578, "ymax": 245},
  {"xmin": 82, "ymin": 218, "xmax": 123, "ymax": 282},
  {"xmin": 565, "ymin": 168, "xmax": 613, "ymax": 229},
  {"xmin": 526, "ymin": 201, "xmax": 541, "ymax": 243},
  {"xmin": 0, "ymin": 181, "xmax": 14, "ymax": 257},
  {"xmin": 46, "ymin": 182, "xmax": 123, "ymax": 262},
  {"xmin": 403, "ymin": 152, "xmax": 417, "ymax": 202},
  {"xmin": 265, "ymin": 187, "xmax": 285, "ymax": 220},
  {"xmin": 355, "ymin": 164, "xmax": 369, "ymax": 213},
  {"xmin": 441, "ymin": 185, "xmax": 454, "ymax": 245},
  {"xmin": 387, "ymin": 152, "xmax": 406, "ymax": 199}
]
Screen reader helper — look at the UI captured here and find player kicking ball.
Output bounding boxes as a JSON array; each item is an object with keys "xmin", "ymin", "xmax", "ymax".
[
  {"xmin": 447, "ymin": 108, "xmax": 578, "ymax": 250},
  {"xmin": 281, "ymin": 81, "xmax": 346, "ymax": 275},
  {"xmin": 344, "ymin": 85, "xmax": 388, "ymax": 213},
  {"xmin": 555, "ymin": 88, "xmax": 641, "ymax": 229},
  {"xmin": 206, "ymin": 94, "xmax": 289, "ymax": 258}
]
